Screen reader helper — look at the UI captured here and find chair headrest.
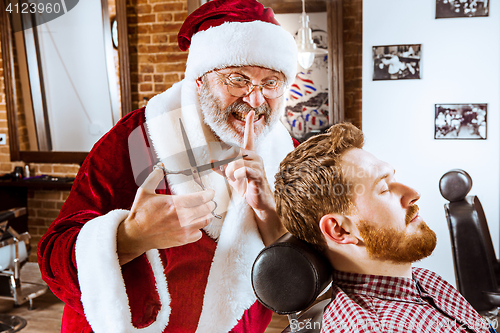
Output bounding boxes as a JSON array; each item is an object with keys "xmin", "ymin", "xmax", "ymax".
[
  {"xmin": 439, "ymin": 169, "xmax": 472, "ymax": 202},
  {"xmin": 251, "ymin": 233, "xmax": 332, "ymax": 315}
]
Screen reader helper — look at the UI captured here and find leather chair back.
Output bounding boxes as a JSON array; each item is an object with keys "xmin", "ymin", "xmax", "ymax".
[
  {"xmin": 251, "ymin": 233, "xmax": 332, "ymax": 315},
  {"xmin": 439, "ymin": 169, "xmax": 499, "ymax": 312}
]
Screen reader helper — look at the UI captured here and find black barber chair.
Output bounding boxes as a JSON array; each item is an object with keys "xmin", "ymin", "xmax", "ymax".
[
  {"xmin": 252, "ymin": 233, "xmax": 332, "ymax": 332},
  {"xmin": 439, "ymin": 169, "xmax": 500, "ymax": 315},
  {"xmin": 0, "ymin": 208, "xmax": 48, "ymax": 332}
]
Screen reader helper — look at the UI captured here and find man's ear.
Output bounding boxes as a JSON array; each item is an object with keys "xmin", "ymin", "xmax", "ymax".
[
  {"xmin": 195, "ymin": 76, "xmax": 204, "ymax": 93},
  {"xmin": 319, "ymin": 214, "xmax": 359, "ymax": 245}
]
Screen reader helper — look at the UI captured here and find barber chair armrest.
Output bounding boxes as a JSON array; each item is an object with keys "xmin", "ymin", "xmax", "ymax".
[
  {"xmin": 493, "ymin": 261, "xmax": 500, "ymax": 286},
  {"xmin": 483, "ymin": 290, "xmax": 500, "ymax": 312},
  {"xmin": 0, "ymin": 208, "xmax": 27, "ymax": 243},
  {"xmin": 0, "ymin": 208, "xmax": 26, "ymax": 223},
  {"xmin": 280, "ymin": 299, "xmax": 330, "ymax": 333},
  {"xmin": 483, "ymin": 291, "xmax": 500, "ymax": 307}
]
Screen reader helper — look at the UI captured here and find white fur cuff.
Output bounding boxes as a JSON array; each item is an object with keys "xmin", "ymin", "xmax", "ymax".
[{"xmin": 75, "ymin": 209, "xmax": 171, "ymax": 332}]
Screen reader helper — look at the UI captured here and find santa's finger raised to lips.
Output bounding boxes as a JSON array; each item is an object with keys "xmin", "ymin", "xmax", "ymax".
[
  {"xmin": 220, "ymin": 110, "xmax": 257, "ymax": 178},
  {"xmin": 222, "ymin": 111, "xmax": 275, "ymax": 211},
  {"xmin": 222, "ymin": 111, "xmax": 255, "ymax": 195},
  {"xmin": 216, "ymin": 110, "xmax": 257, "ymax": 176},
  {"xmin": 244, "ymin": 110, "xmax": 256, "ymax": 151}
]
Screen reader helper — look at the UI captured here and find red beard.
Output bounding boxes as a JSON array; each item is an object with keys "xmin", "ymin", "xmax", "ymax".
[{"xmin": 358, "ymin": 205, "xmax": 437, "ymax": 264}]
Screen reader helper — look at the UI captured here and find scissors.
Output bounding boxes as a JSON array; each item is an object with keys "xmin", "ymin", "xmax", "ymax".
[{"xmin": 155, "ymin": 118, "xmax": 246, "ymax": 219}]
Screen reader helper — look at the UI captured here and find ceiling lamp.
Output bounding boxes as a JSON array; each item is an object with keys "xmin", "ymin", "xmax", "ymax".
[{"xmin": 296, "ymin": 0, "xmax": 328, "ymax": 69}]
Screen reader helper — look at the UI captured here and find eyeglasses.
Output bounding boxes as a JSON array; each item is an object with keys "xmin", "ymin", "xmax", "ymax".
[{"xmin": 214, "ymin": 71, "xmax": 286, "ymax": 99}]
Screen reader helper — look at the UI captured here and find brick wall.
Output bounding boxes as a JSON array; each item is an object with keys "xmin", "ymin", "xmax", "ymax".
[
  {"xmin": 127, "ymin": 0, "xmax": 188, "ymax": 110},
  {"xmin": 25, "ymin": 164, "xmax": 79, "ymax": 261},
  {"xmin": 0, "ymin": 0, "xmax": 363, "ymax": 262},
  {"xmin": 343, "ymin": 0, "xmax": 362, "ymax": 128},
  {"xmin": 26, "ymin": 190, "xmax": 71, "ymax": 262}
]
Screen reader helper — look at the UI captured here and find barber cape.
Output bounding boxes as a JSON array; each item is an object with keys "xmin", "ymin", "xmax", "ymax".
[{"xmin": 75, "ymin": 79, "xmax": 295, "ymax": 332}]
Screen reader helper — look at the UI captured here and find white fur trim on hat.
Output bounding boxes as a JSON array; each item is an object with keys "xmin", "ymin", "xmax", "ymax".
[{"xmin": 185, "ymin": 21, "xmax": 298, "ymax": 83}]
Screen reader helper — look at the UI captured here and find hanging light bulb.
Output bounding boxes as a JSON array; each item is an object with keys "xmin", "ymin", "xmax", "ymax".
[
  {"xmin": 296, "ymin": 0, "xmax": 328, "ymax": 69},
  {"xmin": 297, "ymin": 13, "xmax": 316, "ymax": 69}
]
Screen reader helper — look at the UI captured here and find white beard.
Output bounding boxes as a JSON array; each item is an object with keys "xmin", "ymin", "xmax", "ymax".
[{"xmin": 198, "ymin": 79, "xmax": 284, "ymax": 147}]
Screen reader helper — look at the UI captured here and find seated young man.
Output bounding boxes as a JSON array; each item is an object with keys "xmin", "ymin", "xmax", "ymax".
[{"xmin": 274, "ymin": 123, "xmax": 494, "ymax": 333}]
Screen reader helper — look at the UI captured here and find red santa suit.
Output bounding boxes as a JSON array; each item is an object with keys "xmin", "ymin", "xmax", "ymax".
[{"xmin": 37, "ymin": 0, "xmax": 299, "ymax": 332}]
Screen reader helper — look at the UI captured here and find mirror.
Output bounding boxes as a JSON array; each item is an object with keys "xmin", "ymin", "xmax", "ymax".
[{"xmin": 1, "ymin": 0, "xmax": 131, "ymax": 164}]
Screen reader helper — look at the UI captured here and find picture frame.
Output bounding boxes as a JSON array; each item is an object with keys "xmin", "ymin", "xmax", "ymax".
[
  {"xmin": 436, "ymin": 0, "xmax": 489, "ymax": 19},
  {"xmin": 372, "ymin": 44, "xmax": 421, "ymax": 81},
  {"xmin": 434, "ymin": 103, "xmax": 487, "ymax": 140}
]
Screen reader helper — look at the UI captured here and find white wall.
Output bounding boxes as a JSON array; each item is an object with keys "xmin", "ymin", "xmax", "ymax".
[{"xmin": 363, "ymin": 0, "xmax": 500, "ymax": 285}]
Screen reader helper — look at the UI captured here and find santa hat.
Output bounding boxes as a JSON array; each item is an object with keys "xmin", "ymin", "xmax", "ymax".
[{"xmin": 178, "ymin": 0, "xmax": 298, "ymax": 83}]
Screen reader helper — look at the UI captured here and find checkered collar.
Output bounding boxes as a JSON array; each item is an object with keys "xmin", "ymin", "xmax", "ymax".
[{"xmin": 332, "ymin": 269, "xmax": 424, "ymax": 303}]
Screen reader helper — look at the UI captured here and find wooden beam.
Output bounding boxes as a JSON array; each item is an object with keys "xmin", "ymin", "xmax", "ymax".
[
  {"xmin": 188, "ymin": 0, "xmax": 207, "ymax": 14},
  {"xmin": 117, "ymin": 0, "xmax": 132, "ymax": 116},
  {"xmin": 259, "ymin": 0, "xmax": 326, "ymax": 14},
  {"xmin": 0, "ymin": 1, "xmax": 21, "ymax": 161},
  {"xmin": 19, "ymin": 151, "xmax": 87, "ymax": 165},
  {"xmin": 327, "ymin": 0, "xmax": 344, "ymax": 124}
]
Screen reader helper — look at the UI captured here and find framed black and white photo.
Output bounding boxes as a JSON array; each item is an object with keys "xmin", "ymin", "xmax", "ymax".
[
  {"xmin": 372, "ymin": 44, "xmax": 421, "ymax": 81},
  {"xmin": 434, "ymin": 104, "xmax": 487, "ymax": 140},
  {"xmin": 436, "ymin": 0, "xmax": 489, "ymax": 18}
]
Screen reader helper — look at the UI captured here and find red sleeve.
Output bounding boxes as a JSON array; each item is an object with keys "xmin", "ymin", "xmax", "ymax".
[{"xmin": 36, "ymin": 109, "xmax": 157, "ymax": 314}]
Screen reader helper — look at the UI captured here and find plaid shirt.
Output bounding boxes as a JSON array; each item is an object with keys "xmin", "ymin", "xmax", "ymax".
[{"xmin": 321, "ymin": 267, "xmax": 491, "ymax": 333}]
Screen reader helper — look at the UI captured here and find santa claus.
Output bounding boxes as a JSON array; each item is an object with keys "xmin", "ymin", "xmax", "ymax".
[{"xmin": 37, "ymin": 0, "xmax": 298, "ymax": 332}]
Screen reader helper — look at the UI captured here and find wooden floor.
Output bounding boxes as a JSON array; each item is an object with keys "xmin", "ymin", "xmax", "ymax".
[
  {"xmin": 0, "ymin": 298, "xmax": 290, "ymax": 333},
  {"xmin": 0, "ymin": 299, "xmax": 289, "ymax": 333},
  {"xmin": 0, "ymin": 296, "xmax": 290, "ymax": 333},
  {"xmin": 0, "ymin": 263, "xmax": 63, "ymax": 333},
  {"xmin": 0, "ymin": 291, "xmax": 63, "ymax": 333},
  {"xmin": 0, "ymin": 262, "xmax": 291, "ymax": 333},
  {"xmin": 265, "ymin": 313, "xmax": 289, "ymax": 333}
]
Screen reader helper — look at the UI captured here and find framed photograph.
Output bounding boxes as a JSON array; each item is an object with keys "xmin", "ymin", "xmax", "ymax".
[
  {"xmin": 372, "ymin": 44, "xmax": 421, "ymax": 81},
  {"xmin": 434, "ymin": 104, "xmax": 487, "ymax": 139},
  {"xmin": 436, "ymin": 0, "xmax": 489, "ymax": 18}
]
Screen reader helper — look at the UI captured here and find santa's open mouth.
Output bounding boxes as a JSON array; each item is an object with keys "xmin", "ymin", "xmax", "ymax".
[{"xmin": 231, "ymin": 110, "xmax": 264, "ymax": 123}]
